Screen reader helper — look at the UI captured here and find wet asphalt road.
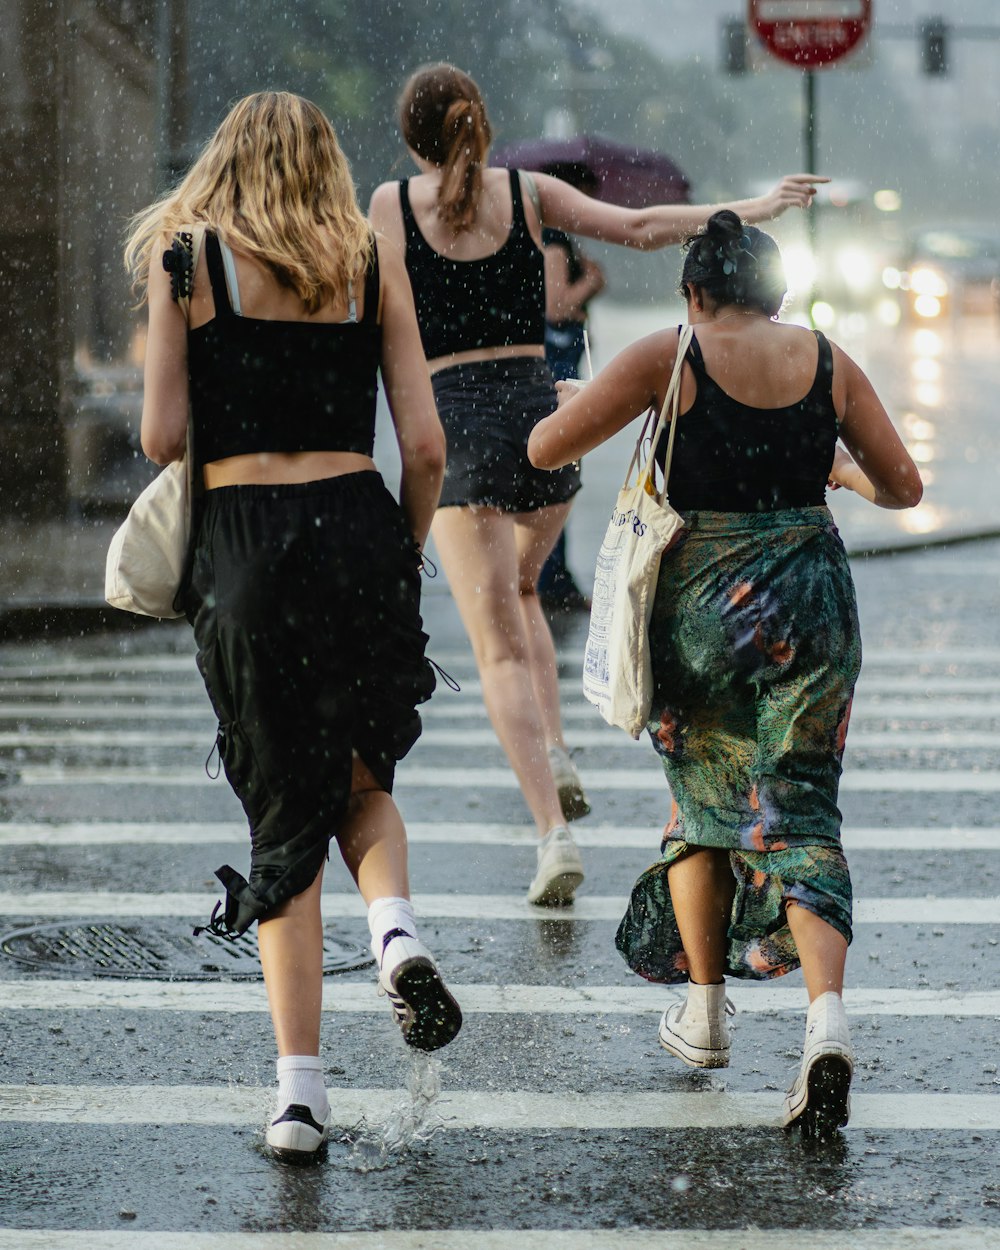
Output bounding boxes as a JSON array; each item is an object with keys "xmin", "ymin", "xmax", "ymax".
[{"xmin": 0, "ymin": 535, "xmax": 998, "ymax": 1249}]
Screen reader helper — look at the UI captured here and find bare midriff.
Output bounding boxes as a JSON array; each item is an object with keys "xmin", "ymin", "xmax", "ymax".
[
  {"xmin": 202, "ymin": 450, "xmax": 376, "ymax": 490},
  {"xmin": 426, "ymin": 342, "xmax": 544, "ymax": 376}
]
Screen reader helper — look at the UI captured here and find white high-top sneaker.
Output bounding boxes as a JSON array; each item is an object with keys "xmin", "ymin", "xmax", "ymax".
[
  {"xmin": 783, "ymin": 991, "xmax": 853, "ymax": 1136},
  {"xmin": 658, "ymin": 981, "xmax": 735, "ymax": 1068}
]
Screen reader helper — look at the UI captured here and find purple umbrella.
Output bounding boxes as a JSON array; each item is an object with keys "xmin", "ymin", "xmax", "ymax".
[{"xmin": 491, "ymin": 134, "xmax": 690, "ymax": 209}]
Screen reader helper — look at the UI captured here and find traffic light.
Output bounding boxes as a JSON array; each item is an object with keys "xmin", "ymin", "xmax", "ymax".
[
  {"xmin": 722, "ymin": 19, "xmax": 747, "ymax": 75},
  {"xmin": 921, "ymin": 17, "xmax": 947, "ymax": 75}
]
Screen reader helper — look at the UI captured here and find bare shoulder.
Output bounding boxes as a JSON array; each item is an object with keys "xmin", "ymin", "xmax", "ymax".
[
  {"xmin": 368, "ymin": 181, "xmax": 403, "ymax": 224},
  {"xmin": 373, "ymin": 231, "xmax": 405, "ymax": 277}
]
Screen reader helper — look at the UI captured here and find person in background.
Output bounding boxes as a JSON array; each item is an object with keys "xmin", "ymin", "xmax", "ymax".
[
  {"xmin": 369, "ymin": 59, "xmax": 825, "ymax": 910},
  {"xmin": 537, "ymin": 164, "xmax": 605, "ymax": 613},
  {"xmin": 529, "ymin": 210, "xmax": 921, "ymax": 1137},
  {"xmin": 127, "ymin": 91, "xmax": 461, "ymax": 1162}
]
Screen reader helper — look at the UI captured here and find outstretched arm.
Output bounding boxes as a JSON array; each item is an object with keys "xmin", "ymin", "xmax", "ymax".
[
  {"xmin": 535, "ymin": 173, "xmax": 827, "ymax": 251},
  {"xmin": 529, "ymin": 330, "xmax": 678, "ymax": 469}
]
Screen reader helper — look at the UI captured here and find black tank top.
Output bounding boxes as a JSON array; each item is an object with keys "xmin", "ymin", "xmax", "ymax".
[
  {"xmin": 657, "ymin": 328, "xmax": 838, "ymax": 512},
  {"xmin": 399, "ymin": 169, "xmax": 545, "ymax": 359},
  {"xmin": 188, "ymin": 232, "xmax": 381, "ymax": 468}
]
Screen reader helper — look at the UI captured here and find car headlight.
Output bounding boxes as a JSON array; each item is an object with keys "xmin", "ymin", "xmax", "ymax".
[
  {"xmin": 910, "ymin": 266, "xmax": 949, "ymax": 298},
  {"xmin": 836, "ymin": 247, "xmax": 875, "ymax": 294}
]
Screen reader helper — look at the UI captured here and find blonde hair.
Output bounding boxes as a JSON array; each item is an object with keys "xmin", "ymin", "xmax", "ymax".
[
  {"xmin": 399, "ymin": 63, "xmax": 492, "ymax": 232},
  {"xmin": 125, "ymin": 92, "xmax": 372, "ymax": 313}
]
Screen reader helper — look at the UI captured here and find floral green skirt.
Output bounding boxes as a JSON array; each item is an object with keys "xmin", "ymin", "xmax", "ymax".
[{"xmin": 615, "ymin": 506, "xmax": 861, "ymax": 984}]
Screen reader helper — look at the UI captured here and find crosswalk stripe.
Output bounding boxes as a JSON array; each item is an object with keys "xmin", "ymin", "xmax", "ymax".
[
  {"xmin": 0, "ymin": 822, "xmax": 995, "ymax": 850},
  {"xmin": 2, "ymin": 727, "xmax": 999, "ymax": 750},
  {"xmin": 0, "ymin": 1230, "xmax": 995, "ymax": 1250},
  {"xmin": 3, "ymin": 981, "xmax": 998, "ymax": 1018},
  {"xmin": 13, "ymin": 764, "xmax": 1000, "ymax": 792},
  {"xmin": 0, "ymin": 891, "xmax": 995, "ymax": 923},
  {"xmin": 1, "ymin": 1085, "xmax": 997, "ymax": 1131}
]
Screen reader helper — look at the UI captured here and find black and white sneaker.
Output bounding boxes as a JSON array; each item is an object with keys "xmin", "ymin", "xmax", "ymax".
[
  {"xmin": 266, "ymin": 1101, "xmax": 332, "ymax": 1158},
  {"xmin": 377, "ymin": 930, "xmax": 463, "ymax": 1051}
]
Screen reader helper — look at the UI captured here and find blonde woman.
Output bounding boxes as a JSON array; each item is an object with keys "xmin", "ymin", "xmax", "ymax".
[
  {"xmin": 126, "ymin": 92, "xmax": 461, "ymax": 1161},
  {"xmin": 369, "ymin": 61, "xmax": 825, "ymax": 907}
]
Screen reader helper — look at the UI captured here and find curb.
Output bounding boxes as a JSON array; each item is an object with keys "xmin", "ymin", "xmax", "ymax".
[
  {"xmin": 3, "ymin": 529, "xmax": 998, "ymax": 645},
  {"xmin": 0, "ymin": 602, "xmax": 177, "ymax": 645},
  {"xmin": 846, "ymin": 526, "xmax": 1000, "ymax": 560}
]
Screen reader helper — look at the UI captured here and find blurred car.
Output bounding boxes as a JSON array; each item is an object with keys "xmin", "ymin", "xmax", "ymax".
[{"xmin": 883, "ymin": 226, "xmax": 1000, "ymax": 323}]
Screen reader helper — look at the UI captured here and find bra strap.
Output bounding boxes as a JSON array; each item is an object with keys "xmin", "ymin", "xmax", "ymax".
[{"xmin": 217, "ymin": 236, "xmax": 243, "ymax": 315}]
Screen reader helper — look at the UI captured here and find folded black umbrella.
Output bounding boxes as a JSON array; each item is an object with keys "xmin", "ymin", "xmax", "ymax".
[{"xmin": 491, "ymin": 134, "xmax": 690, "ymax": 208}]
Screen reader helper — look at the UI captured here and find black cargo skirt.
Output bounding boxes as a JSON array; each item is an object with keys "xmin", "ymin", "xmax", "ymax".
[{"xmin": 184, "ymin": 471, "xmax": 435, "ymax": 937}]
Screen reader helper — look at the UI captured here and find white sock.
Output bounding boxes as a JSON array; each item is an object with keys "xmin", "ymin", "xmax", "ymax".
[
  {"xmin": 367, "ymin": 896, "xmax": 417, "ymax": 964},
  {"xmin": 275, "ymin": 1054, "xmax": 329, "ymax": 1124}
]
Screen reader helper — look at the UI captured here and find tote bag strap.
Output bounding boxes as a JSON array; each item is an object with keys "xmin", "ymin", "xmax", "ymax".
[{"xmin": 636, "ymin": 323, "xmax": 694, "ymax": 502}]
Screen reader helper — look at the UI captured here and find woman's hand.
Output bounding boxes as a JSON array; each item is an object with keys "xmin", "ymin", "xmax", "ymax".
[
  {"xmin": 750, "ymin": 174, "xmax": 828, "ymax": 222},
  {"xmin": 828, "ymin": 443, "xmax": 866, "ymax": 495},
  {"xmin": 555, "ymin": 379, "xmax": 588, "ymax": 408}
]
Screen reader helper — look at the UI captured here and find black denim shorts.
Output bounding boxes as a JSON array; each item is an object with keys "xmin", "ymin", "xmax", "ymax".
[{"xmin": 432, "ymin": 356, "xmax": 582, "ymax": 512}]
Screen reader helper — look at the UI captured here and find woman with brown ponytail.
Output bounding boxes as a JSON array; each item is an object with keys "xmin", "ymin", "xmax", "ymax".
[{"xmin": 369, "ymin": 61, "xmax": 825, "ymax": 908}]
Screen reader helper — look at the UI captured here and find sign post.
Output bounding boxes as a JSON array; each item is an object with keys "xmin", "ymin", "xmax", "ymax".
[{"xmin": 748, "ymin": 1, "xmax": 872, "ymax": 317}]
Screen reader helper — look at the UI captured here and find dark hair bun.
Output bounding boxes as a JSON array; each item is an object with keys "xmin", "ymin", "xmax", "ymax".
[
  {"xmin": 678, "ymin": 211, "xmax": 787, "ymax": 317},
  {"xmin": 703, "ymin": 209, "xmax": 743, "ymax": 244}
]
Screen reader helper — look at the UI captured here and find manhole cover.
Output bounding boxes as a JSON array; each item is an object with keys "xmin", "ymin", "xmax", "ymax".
[{"xmin": 0, "ymin": 921, "xmax": 373, "ymax": 981}]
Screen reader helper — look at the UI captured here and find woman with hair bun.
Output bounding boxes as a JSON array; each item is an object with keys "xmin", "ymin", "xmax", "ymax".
[
  {"xmin": 529, "ymin": 210, "xmax": 922, "ymax": 1137},
  {"xmin": 370, "ymin": 62, "xmax": 825, "ymax": 908},
  {"xmin": 128, "ymin": 91, "xmax": 461, "ymax": 1161}
]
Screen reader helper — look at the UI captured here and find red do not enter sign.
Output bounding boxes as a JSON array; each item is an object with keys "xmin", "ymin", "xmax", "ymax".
[{"xmin": 750, "ymin": 0, "xmax": 872, "ymax": 68}]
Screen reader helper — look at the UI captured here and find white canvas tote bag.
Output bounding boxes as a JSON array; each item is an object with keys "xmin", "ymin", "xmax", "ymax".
[{"xmin": 582, "ymin": 325, "xmax": 693, "ymax": 738}]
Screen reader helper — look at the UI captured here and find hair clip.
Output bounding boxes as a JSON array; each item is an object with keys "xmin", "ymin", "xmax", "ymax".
[{"xmin": 162, "ymin": 231, "xmax": 194, "ymax": 302}]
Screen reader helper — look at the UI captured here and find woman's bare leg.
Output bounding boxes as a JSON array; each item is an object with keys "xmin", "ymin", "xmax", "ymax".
[
  {"xmin": 432, "ymin": 505, "xmax": 565, "ymax": 836},
  {"xmin": 257, "ymin": 757, "xmax": 410, "ymax": 1057},
  {"xmin": 336, "ymin": 756, "xmax": 410, "ymax": 904},
  {"xmin": 785, "ymin": 901, "xmax": 848, "ymax": 1001},
  {"xmin": 257, "ymin": 862, "xmax": 327, "ymax": 1058},
  {"xmin": 666, "ymin": 848, "xmax": 736, "ymax": 984},
  {"xmin": 513, "ymin": 502, "xmax": 573, "ymax": 749}
]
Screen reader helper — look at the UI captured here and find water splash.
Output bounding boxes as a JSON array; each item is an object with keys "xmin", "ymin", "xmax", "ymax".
[{"xmin": 344, "ymin": 1051, "xmax": 450, "ymax": 1171}]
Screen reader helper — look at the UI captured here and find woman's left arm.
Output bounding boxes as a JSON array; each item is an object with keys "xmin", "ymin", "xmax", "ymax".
[
  {"xmin": 535, "ymin": 173, "xmax": 827, "ymax": 251},
  {"xmin": 528, "ymin": 331, "xmax": 677, "ymax": 469},
  {"xmin": 140, "ymin": 243, "xmax": 189, "ymax": 465}
]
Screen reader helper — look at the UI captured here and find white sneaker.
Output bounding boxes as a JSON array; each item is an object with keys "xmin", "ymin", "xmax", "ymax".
[
  {"xmin": 548, "ymin": 744, "xmax": 591, "ymax": 822},
  {"xmin": 783, "ymin": 991, "xmax": 853, "ymax": 1136},
  {"xmin": 266, "ymin": 1101, "xmax": 332, "ymax": 1158},
  {"xmin": 658, "ymin": 981, "xmax": 735, "ymax": 1068},
  {"xmin": 376, "ymin": 931, "xmax": 463, "ymax": 1052},
  {"xmin": 526, "ymin": 825, "xmax": 585, "ymax": 906}
]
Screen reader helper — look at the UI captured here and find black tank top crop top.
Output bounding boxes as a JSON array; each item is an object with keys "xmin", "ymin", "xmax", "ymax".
[
  {"xmin": 399, "ymin": 169, "xmax": 545, "ymax": 360},
  {"xmin": 187, "ymin": 231, "xmax": 382, "ymax": 469},
  {"xmin": 656, "ymin": 328, "xmax": 838, "ymax": 512}
]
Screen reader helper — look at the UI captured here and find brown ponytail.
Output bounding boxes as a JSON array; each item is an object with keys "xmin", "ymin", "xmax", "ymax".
[{"xmin": 399, "ymin": 63, "xmax": 492, "ymax": 233}]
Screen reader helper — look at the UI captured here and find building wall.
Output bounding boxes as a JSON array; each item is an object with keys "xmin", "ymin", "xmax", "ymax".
[{"xmin": 0, "ymin": 0, "xmax": 160, "ymax": 518}]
